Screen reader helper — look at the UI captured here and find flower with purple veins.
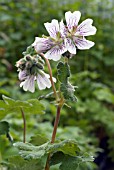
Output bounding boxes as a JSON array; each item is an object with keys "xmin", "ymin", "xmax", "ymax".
[
  {"xmin": 33, "ymin": 19, "xmax": 67, "ymax": 61},
  {"xmin": 19, "ymin": 70, "xmax": 55, "ymax": 92},
  {"xmin": 62, "ymin": 11, "xmax": 97, "ymax": 54},
  {"xmin": 16, "ymin": 55, "xmax": 56, "ymax": 93}
]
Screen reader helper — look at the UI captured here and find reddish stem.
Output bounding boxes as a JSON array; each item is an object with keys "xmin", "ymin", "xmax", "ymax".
[
  {"xmin": 51, "ymin": 106, "xmax": 61, "ymax": 143},
  {"xmin": 45, "ymin": 106, "xmax": 61, "ymax": 170}
]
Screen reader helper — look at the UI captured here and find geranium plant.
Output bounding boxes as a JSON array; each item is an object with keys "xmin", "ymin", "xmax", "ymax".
[{"xmin": 0, "ymin": 11, "xmax": 96, "ymax": 170}]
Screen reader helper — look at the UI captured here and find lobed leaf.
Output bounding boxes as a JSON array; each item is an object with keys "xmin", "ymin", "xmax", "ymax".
[
  {"xmin": 0, "ymin": 95, "xmax": 45, "ymax": 120},
  {"xmin": 57, "ymin": 62, "xmax": 77, "ymax": 102},
  {"xmin": 57, "ymin": 62, "xmax": 70, "ymax": 84},
  {"xmin": 14, "ymin": 139, "xmax": 80, "ymax": 160}
]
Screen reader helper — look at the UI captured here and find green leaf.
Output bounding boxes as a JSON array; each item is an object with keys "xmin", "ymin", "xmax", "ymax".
[
  {"xmin": 0, "ymin": 96, "xmax": 45, "ymax": 120},
  {"xmin": 0, "ymin": 121, "xmax": 9, "ymax": 135},
  {"xmin": 48, "ymin": 139, "xmax": 80, "ymax": 157},
  {"xmin": 22, "ymin": 45, "xmax": 37, "ymax": 56},
  {"xmin": 50, "ymin": 152, "xmax": 94, "ymax": 170},
  {"xmin": 14, "ymin": 142, "xmax": 48, "ymax": 160},
  {"xmin": 57, "ymin": 62, "xmax": 70, "ymax": 83},
  {"xmin": 57, "ymin": 62, "xmax": 77, "ymax": 102},
  {"xmin": 60, "ymin": 83, "xmax": 77, "ymax": 102},
  {"xmin": 30, "ymin": 134, "xmax": 48, "ymax": 146},
  {"xmin": 14, "ymin": 139, "xmax": 80, "ymax": 160},
  {"xmin": 93, "ymin": 88, "xmax": 114, "ymax": 104},
  {"xmin": 8, "ymin": 155, "xmax": 47, "ymax": 170}
]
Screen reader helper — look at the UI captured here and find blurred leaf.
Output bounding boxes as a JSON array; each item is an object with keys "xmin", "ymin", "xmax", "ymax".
[
  {"xmin": 8, "ymin": 155, "xmax": 47, "ymax": 170},
  {"xmin": 0, "ymin": 121, "xmax": 9, "ymax": 135},
  {"xmin": 0, "ymin": 95, "xmax": 45, "ymax": 120},
  {"xmin": 93, "ymin": 88, "xmax": 114, "ymax": 104}
]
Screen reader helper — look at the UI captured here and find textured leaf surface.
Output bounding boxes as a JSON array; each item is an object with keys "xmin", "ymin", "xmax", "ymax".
[
  {"xmin": 50, "ymin": 152, "xmax": 94, "ymax": 170},
  {"xmin": 60, "ymin": 83, "xmax": 77, "ymax": 102},
  {"xmin": 57, "ymin": 62, "xmax": 77, "ymax": 102},
  {"xmin": 57, "ymin": 62, "xmax": 70, "ymax": 83},
  {"xmin": 30, "ymin": 134, "xmax": 48, "ymax": 146},
  {"xmin": 14, "ymin": 139, "xmax": 80, "ymax": 160}
]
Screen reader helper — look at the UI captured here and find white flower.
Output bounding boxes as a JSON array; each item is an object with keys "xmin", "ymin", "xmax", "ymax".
[
  {"xmin": 32, "ymin": 37, "xmax": 53, "ymax": 53},
  {"xmin": 62, "ymin": 11, "xmax": 97, "ymax": 54},
  {"xmin": 20, "ymin": 75, "xmax": 35, "ymax": 93},
  {"xmin": 19, "ymin": 70, "xmax": 56, "ymax": 93},
  {"xmin": 32, "ymin": 19, "xmax": 67, "ymax": 61}
]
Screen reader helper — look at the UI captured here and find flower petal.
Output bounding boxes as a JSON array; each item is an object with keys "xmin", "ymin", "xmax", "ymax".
[
  {"xmin": 36, "ymin": 75, "xmax": 47, "ymax": 90},
  {"xmin": 18, "ymin": 70, "xmax": 27, "ymax": 81},
  {"xmin": 32, "ymin": 37, "xmax": 53, "ymax": 53},
  {"xmin": 65, "ymin": 11, "xmax": 81, "ymax": 31},
  {"xmin": 44, "ymin": 19, "xmax": 59, "ymax": 39},
  {"xmin": 74, "ymin": 37, "xmax": 95, "ymax": 50},
  {"xmin": 37, "ymin": 71, "xmax": 51, "ymax": 90},
  {"xmin": 60, "ymin": 20, "xmax": 67, "ymax": 37},
  {"xmin": 76, "ymin": 19, "xmax": 97, "ymax": 36},
  {"xmin": 45, "ymin": 44, "xmax": 67, "ymax": 61},
  {"xmin": 20, "ymin": 75, "xmax": 35, "ymax": 93},
  {"xmin": 65, "ymin": 38, "xmax": 76, "ymax": 54},
  {"xmin": 44, "ymin": 73, "xmax": 56, "ymax": 83}
]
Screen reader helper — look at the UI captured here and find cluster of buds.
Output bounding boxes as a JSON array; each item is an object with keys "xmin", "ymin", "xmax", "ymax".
[{"xmin": 16, "ymin": 55, "xmax": 56, "ymax": 93}]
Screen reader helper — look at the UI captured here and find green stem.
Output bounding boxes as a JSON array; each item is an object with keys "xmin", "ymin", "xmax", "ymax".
[{"xmin": 20, "ymin": 108, "xmax": 26, "ymax": 143}]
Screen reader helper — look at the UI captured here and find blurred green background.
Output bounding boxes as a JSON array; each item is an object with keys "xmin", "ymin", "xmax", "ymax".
[{"xmin": 0, "ymin": 0, "xmax": 114, "ymax": 169}]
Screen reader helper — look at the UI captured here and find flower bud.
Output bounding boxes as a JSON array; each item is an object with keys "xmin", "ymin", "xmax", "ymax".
[
  {"xmin": 38, "ymin": 57, "xmax": 45, "ymax": 65},
  {"xmin": 36, "ymin": 63, "xmax": 44, "ymax": 70},
  {"xmin": 26, "ymin": 55, "xmax": 31, "ymax": 61},
  {"xmin": 30, "ymin": 65, "xmax": 37, "ymax": 75},
  {"xmin": 26, "ymin": 61, "xmax": 33, "ymax": 69}
]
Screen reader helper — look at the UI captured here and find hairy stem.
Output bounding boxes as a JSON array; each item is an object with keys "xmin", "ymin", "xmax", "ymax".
[
  {"xmin": 40, "ymin": 53, "xmax": 58, "ymax": 101},
  {"xmin": 51, "ymin": 106, "xmax": 61, "ymax": 143},
  {"xmin": 20, "ymin": 108, "xmax": 26, "ymax": 143}
]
